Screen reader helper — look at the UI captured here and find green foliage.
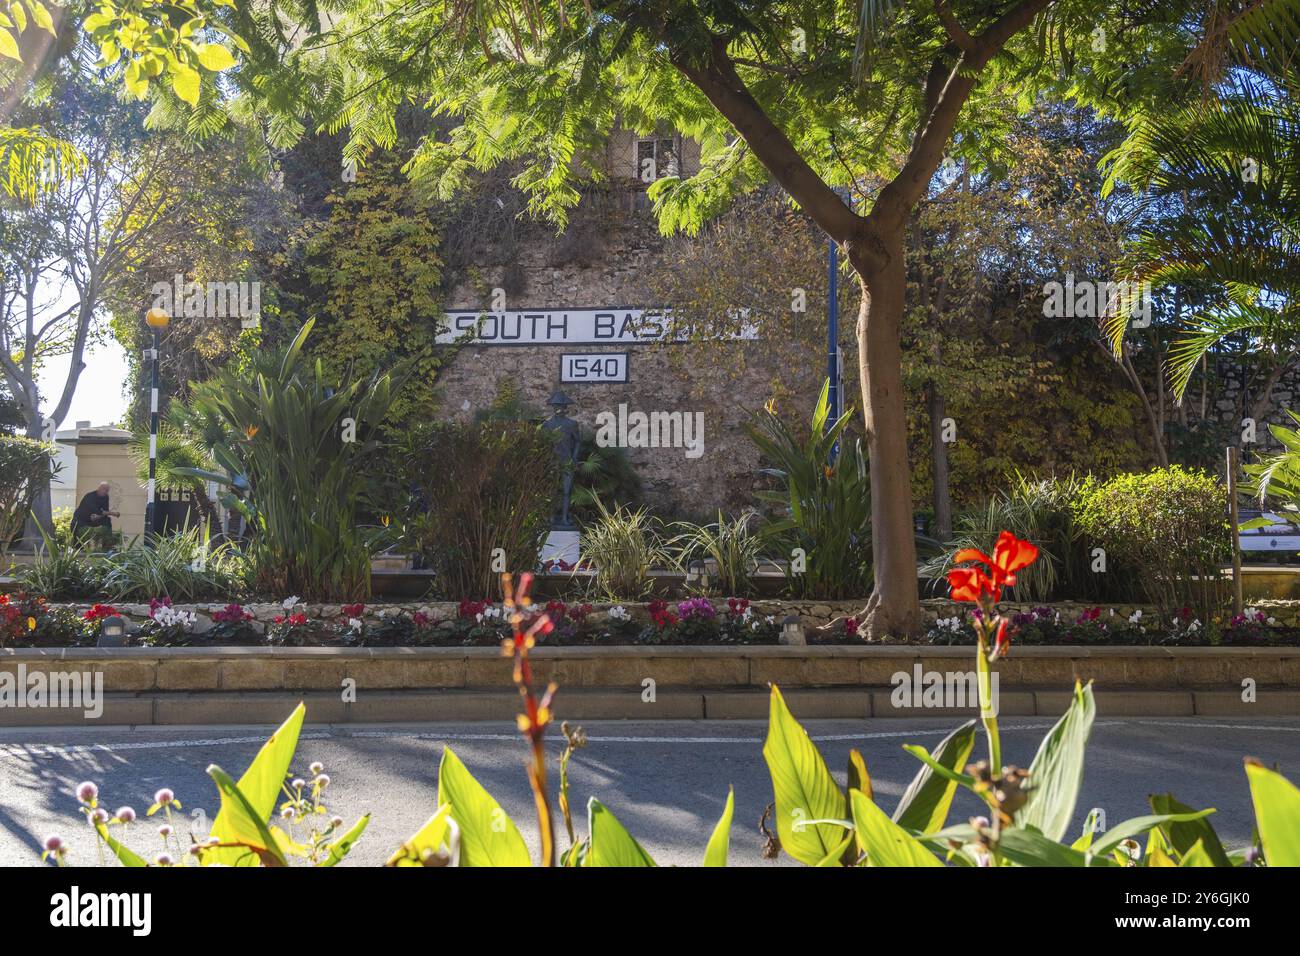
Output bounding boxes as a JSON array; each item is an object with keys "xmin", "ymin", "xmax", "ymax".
[
  {"xmin": 924, "ymin": 473, "xmax": 1115, "ymax": 603},
  {"xmin": 747, "ymin": 381, "xmax": 872, "ymax": 599},
  {"xmin": 1242, "ymin": 410, "xmax": 1300, "ymax": 524},
  {"xmin": 17, "ymin": 529, "xmax": 103, "ymax": 600},
  {"xmin": 666, "ymin": 510, "xmax": 768, "ymax": 597},
  {"xmin": 1071, "ymin": 466, "xmax": 1230, "ymax": 618},
  {"xmin": 97, "ymin": 527, "xmax": 246, "ymax": 602},
  {"xmin": 175, "ymin": 320, "xmax": 408, "ymax": 601},
  {"xmin": 578, "ymin": 498, "xmax": 676, "ymax": 601},
  {"xmin": 0, "ymin": 434, "xmax": 55, "ymax": 557},
  {"xmin": 274, "ymin": 154, "xmax": 446, "ymax": 436},
  {"xmin": 395, "ymin": 420, "xmax": 555, "ymax": 601}
]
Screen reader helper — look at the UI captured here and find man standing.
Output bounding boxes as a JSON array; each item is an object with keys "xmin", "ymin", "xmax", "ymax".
[{"xmin": 70, "ymin": 482, "xmax": 120, "ymax": 542}]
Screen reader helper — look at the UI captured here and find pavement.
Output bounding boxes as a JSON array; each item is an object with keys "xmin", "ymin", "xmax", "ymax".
[{"xmin": 0, "ymin": 716, "xmax": 1297, "ymax": 867}]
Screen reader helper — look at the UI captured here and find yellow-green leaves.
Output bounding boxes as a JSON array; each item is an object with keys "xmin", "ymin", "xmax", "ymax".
[
  {"xmin": 206, "ymin": 765, "xmax": 287, "ymax": 866},
  {"xmin": 387, "ymin": 805, "xmax": 458, "ymax": 866},
  {"xmin": 702, "ymin": 787, "xmax": 734, "ymax": 867},
  {"xmin": 851, "ymin": 790, "xmax": 942, "ymax": 867},
  {"xmin": 587, "ymin": 799, "xmax": 656, "ymax": 867},
  {"xmin": 437, "ymin": 746, "xmax": 530, "ymax": 866},
  {"xmin": 763, "ymin": 685, "xmax": 847, "ymax": 865},
  {"xmin": 195, "ymin": 41, "xmax": 235, "ymax": 71},
  {"xmin": 93, "ymin": 822, "xmax": 148, "ymax": 867},
  {"xmin": 319, "ymin": 814, "xmax": 371, "ymax": 867},
  {"xmin": 1018, "ymin": 681, "xmax": 1095, "ymax": 841},
  {"xmin": 894, "ymin": 720, "xmax": 977, "ymax": 833},
  {"xmin": 170, "ymin": 60, "xmax": 201, "ymax": 106},
  {"xmin": 1246, "ymin": 760, "xmax": 1300, "ymax": 867},
  {"xmin": 205, "ymin": 702, "xmax": 304, "ymax": 867}
]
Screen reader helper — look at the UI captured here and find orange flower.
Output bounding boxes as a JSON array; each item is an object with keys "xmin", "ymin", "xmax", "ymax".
[{"xmin": 948, "ymin": 531, "xmax": 1039, "ymax": 604}]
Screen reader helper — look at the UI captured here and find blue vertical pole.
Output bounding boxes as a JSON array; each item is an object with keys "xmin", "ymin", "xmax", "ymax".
[{"xmin": 827, "ymin": 232, "xmax": 841, "ymax": 463}]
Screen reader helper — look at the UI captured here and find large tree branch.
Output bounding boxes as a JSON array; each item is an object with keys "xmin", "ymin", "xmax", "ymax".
[
  {"xmin": 876, "ymin": 0, "xmax": 1052, "ymax": 227},
  {"xmin": 670, "ymin": 34, "xmax": 863, "ymax": 245}
]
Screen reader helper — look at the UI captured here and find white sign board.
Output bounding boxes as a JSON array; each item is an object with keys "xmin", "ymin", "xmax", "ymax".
[
  {"xmin": 561, "ymin": 353, "xmax": 629, "ymax": 383},
  {"xmin": 435, "ymin": 308, "xmax": 755, "ymax": 346}
]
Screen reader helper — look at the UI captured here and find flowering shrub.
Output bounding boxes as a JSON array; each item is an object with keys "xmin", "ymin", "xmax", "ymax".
[
  {"xmin": 267, "ymin": 612, "xmax": 315, "ymax": 646},
  {"xmin": 0, "ymin": 592, "xmax": 83, "ymax": 648},
  {"xmin": 136, "ymin": 597, "xmax": 199, "ymax": 647}
]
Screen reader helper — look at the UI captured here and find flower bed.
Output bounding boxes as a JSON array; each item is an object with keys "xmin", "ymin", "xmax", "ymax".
[{"xmin": 3, "ymin": 591, "xmax": 1300, "ymax": 649}]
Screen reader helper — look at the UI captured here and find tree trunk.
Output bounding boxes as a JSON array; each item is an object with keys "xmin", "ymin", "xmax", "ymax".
[
  {"xmin": 23, "ymin": 413, "xmax": 54, "ymax": 551},
  {"xmin": 850, "ymin": 234, "xmax": 921, "ymax": 639},
  {"xmin": 928, "ymin": 384, "xmax": 952, "ymax": 541}
]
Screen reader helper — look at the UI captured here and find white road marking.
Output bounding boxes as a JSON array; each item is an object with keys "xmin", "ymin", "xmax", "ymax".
[{"xmin": 1, "ymin": 717, "xmax": 1296, "ymax": 760}]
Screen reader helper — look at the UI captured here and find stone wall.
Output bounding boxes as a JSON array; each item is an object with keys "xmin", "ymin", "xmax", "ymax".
[{"xmin": 432, "ymin": 202, "xmax": 822, "ymax": 517}]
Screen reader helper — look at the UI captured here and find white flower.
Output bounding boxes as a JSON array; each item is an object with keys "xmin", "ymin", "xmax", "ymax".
[
  {"xmin": 153, "ymin": 605, "xmax": 196, "ymax": 630},
  {"xmin": 348, "ymin": 617, "xmax": 363, "ymax": 633},
  {"xmin": 1188, "ymin": 619, "xmax": 1202, "ymax": 633},
  {"xmin": 1268, "ymin": 617, "xmax": 1277, "ymax": 626},
  {"xmin": 475, "ymin": 612, "xmax": 485, "ymax": 624},
  {"xmin": 283, "ymin": 596, "xmax": 300, "ymax": 611},
  {"xmin": 608, "ymin": 605, "xmax": 629, "ymax": 621},
  {"xmin": 765, "ymin": 615, "xmax": 775, "ymax": 625},
  {"xmin": 1128, "ymin": 610, "xmax": 1142, "ymax": 625}
]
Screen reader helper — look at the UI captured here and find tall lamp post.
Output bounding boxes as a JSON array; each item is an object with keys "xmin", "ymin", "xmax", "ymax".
[
  {"xmin": 143, "ymin": 305, "xmax": 169, "ymax": 537},
  {"xmin": 825, "ymin": 186, "xmax": 852, "ymax": 463}
]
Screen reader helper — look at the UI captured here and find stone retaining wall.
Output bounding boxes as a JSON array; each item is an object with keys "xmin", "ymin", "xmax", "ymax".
[{"xmin": 2, "ymin": 645, "xmax": 1296, "ymax": 725}]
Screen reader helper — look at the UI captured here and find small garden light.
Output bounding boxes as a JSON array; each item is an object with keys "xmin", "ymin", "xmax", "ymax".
[
  {"xmin": 780, "ymin": 614, "xmax": 804, "ymax": 646},
  {"xmin": 97, "ymin": 615, "xmax": 128, "ymax": 647}
]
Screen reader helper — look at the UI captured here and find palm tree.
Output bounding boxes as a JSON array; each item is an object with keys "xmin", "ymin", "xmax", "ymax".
[{"xmin": 1104, "ymin": 1, "xmax": 1300, "ymax": 424}]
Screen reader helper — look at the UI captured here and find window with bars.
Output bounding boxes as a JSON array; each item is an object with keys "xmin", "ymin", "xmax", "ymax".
[{"xmin": 635, "ymin": 137, "xmax": 679, "ymax": 183}]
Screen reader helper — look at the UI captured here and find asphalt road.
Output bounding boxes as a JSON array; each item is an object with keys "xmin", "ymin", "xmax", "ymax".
[{"xmin": 0, "ymin": 716, "xmax": 1296, "ymax": 867}]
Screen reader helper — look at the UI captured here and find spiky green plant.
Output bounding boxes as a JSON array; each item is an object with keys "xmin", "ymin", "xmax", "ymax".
[
  {"xmin": 578, "ymin": 498, "xmax": 676, "ymax": 601},
  {"xmin": 666, "ymin": 510, "xmax": 772, "ymax": 597},
  {"xmin": 174, "ymin": 320, "xmax": 408, "ymax": 600}
]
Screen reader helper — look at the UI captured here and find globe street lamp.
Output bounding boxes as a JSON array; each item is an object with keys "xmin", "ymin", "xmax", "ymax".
[{"xmin": 144, "ymin": 305, "xmax": 169, "ymax": 537}]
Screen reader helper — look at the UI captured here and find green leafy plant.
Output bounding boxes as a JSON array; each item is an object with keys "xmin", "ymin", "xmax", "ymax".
[
  {"xmin": 666, "ymin": 510, "xmax": 771, "ymax": 597},
  {"xmin": 0, "ymin": 434, "xmax": 56, "ymax": 562},
  {"xmin": 174, "ymin": 319, "xmax": 408, "ymax": 600},
  {"xmin": 56, "ymin": 704, "xmax": 368, "ymax": 868},
  {"xmin": 922, "ymin": 473, "xmax": 1119, "ymax": 603},
  {"xmin": 578, "ymin": 498, "xmax": 676, "ymax": 601},
  {"xmin": 97, "ymin": 526, "xmax": 246, "ymax": 602},
  {"xmin": 1070, "ymin": 466, "xmax": 1230, "ymax": 620},
  {"xmin": 16, "ymin": 527, "xmax": 102, "ymax": 600},
  {"xmin": 747, "ymin": 381, "xmax": 872, "ymax": 599},
  {"xmin": 395, "ymin": 419, "xmax": 554, "ymax": 601}
]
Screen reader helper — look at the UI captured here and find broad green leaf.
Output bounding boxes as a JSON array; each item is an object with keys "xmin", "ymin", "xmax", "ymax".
[
  {"xmin": 815, "ymin": 834, "xmax": 854, "ymax": 866},
  {"xmin": 30, "ymin": 0, "xmax": 53, "ymax": 33},
  {"xmin": 1246, "ymin": 761, "xmax": 1300, "ymax": 867},
  {"xmin": 206, "ymin": 703, "xmax": 303, "ymax": 867},
  {"xmin": 702, "ymin": 787, "xmax": 733, "ymax": 867},
  {"xmin": 1147, "ymin": 845, "xmax": 1177, "ymax": 866},
  {"xmin": 851, "ymin": 789, "xmax": 942, "ymax": 867},
  {"xmin": 894, "ymin": 720, "xmax": 977, "ymax": 832},
  {"xmin": 204, "ymin": 766, "xmax": 286, "ymax": 867},
  {"xmin": 0, "ymin": 27, "xmax": 19, "ymax": 60},
  {"xmin": 318, "ymin": 814, "xmax": 370, "ymax": 867},
  {"xmin": 124, "ymin": 59, "xmax": 148, "ymax": 99},
  {"xmin": 587, "ymin": 799, "xmax": 656, "ymax": 867},
  {"xmin": 438, "ymin": 746, "xmax": 530, "ymax": 867},
  {"xmin": 170, "ymin": 61, "xmax": 200, "ymax": 105},
  {"xmin": 1088, "ymin": 810, "xmax": 1216, "ymax": 861},
  {"xmin": 195, "ymin": 42, "xmax": 236, "ymax": 71},
  {"xmin": 94, "ymin": 823, "xmax": 147, "ymax": 867},
  {"xmin": 763, "ymin": 685, "xmax": 846, "ymax": 865},
  {"xmin": 1149, "ymin": 793, "xmax": 1231, "ymax": 867},
  {"xmin": 9, "ymin": 3, "xmax": 25, "ymax": 32},
  {"xmin": 1018, "ymin": 682, "xmax": 1095, "ymax": 841},
  {"xmin": 1072, "ymin": 808, "xmax": 1105, "ymax": 851},
  {"xmin": 924, "ymin": 823, "xmax": 1110, "ymax": 867},
  {"xmin": 386, "ymin": 804, "xmax": 456, "ymax": 867},
  {"xmin": 1179, "ymin": 839, "xmax": 1217, "ymax": 867}
]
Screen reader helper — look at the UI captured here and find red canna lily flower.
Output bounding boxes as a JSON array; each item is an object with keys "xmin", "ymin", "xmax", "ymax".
[
  {"xmin": 949, "ymin": 531, "xmax": 1040, "ymax": 604},
  {"xmin": 947, "ymin": 567, "xmax": 998, "ymax": 604}
]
